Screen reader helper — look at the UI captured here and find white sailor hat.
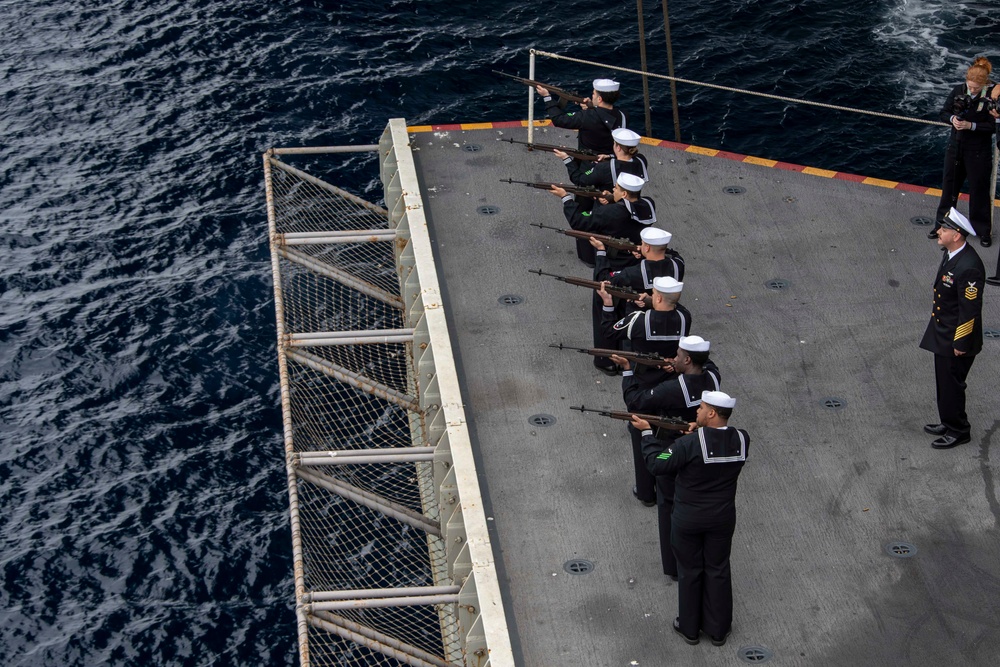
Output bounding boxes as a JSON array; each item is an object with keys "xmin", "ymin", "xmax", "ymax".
[
  {"xmin": 612, "ymin": 128, "xmax": 641, "ymax": 147},
  {"xmin": 640, "ymin": 227, "xmax": 672, "ymax": 246},
  {"xmin": 616, "ymin": 172, "xmax": 644, "ymax": 193},
  {"xmin": 679, "ymin": 335, "xmax": 710, "ymax": 352},
  {"xmin": 593, "ymin": 78, "xmax": 620, "ymax": 92},
  {"xmin": 942, "ymin": 207, "xmax": 976, "ymax": 237},
  {"xmin": 701, "ymin": 390, "xmax": 736, "ymax": 409},
  {"xmin": 652, "ymin": 276, "xmax": 683, "ymax": 293}
]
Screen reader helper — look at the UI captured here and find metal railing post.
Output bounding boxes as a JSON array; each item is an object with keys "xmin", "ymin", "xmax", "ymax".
[
  {"xmin": 528, "ymin": 49, "xmax": 537, "ymax": 143},
  {"xmin": 662, "ymin": 0, "xmax": 682, "ymax": 141},
  {"xmin": 637, "ymin": 0, "xmax": 653, "ymax": 137}
]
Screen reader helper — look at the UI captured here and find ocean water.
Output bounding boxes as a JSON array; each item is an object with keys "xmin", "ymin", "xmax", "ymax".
[{"xmin": 0, "ymin": 1, "xmax": 997, "ymax": 664}]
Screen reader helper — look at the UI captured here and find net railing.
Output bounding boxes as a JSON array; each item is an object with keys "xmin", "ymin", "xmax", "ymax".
[{"xmin": 263, "ymin": 120, "xmax": 512, "ymax": 667}]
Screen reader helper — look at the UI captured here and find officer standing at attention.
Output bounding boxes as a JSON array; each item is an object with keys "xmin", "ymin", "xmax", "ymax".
[
  {"xmin": 556, "ymin": 127, "xmax": 649, "ymax": 190},
  {"xmin": 932, "ymin": 56, "xmax": 996, "ymax": 246},
  {"xmin": 549, "ymin": 172, "xmax": 653, "ymax": 267},
  {"xmin": 921, "ymin": 207, "xmax": 986, "ymax": 448},
  {"xmin": 535, "ymin": 79, "xmax": 628, "ymax": 155},
  {"xmin": 633, "ymin": 390, "xmax": 748, "ymax": 647}
]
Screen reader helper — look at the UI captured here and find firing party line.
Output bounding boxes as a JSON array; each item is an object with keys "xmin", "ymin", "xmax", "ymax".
[{"xmin": 498, "ymin": 70, "xmax": 748, "ymax": 649}]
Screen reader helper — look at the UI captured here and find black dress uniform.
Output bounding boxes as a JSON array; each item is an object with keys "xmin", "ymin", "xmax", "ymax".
[
  {"xmin": 562, "ymin": 194, "xmax": 654, "ymax": 266},
  {"xmin": 603, "ymin": 305, "xmax": 694, "ymax": 506},
  {"xmin": 642, "ymin": 426, "xmax": 749, "ymax": 641},
  {"xmin": 544, "ymin": 96, "xmax": 628, "ymax": 154},
  {"xmin": 595, "ymin": 247, "xmax": 686, "ymax": 353},
  {"xmin": 598, "ymin": 247, "xmax": 685, "ymax": 287},
  {"xmin": 562, "ymin": 153, "xmax": 649, "ymax": 190},
  {"xmin": 603, "ymin": 304, "xmax": 693, "ymax": 387},
  {"xmin": 919, "ymin": 242, "xmax": 985, "ymax": 438},
  {"xmin": 626, "ymin": 364, "xmax": 721, "ymax": 577},
  {"xmin": 934, "ymin": 84, "xmax": 997, "ymax": 238}
]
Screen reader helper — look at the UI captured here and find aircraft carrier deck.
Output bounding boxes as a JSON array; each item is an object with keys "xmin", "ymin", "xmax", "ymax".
[{"xmin": 407, "ymin": 122, "xmax": 1000, "ymax": 667}]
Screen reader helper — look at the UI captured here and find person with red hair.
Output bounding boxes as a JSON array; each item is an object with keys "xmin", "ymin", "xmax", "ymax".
[{"xmin": 933, "ymin": 56, "xmax": 996, "ymax": 248}]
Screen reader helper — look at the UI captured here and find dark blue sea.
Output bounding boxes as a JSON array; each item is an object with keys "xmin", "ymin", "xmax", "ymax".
[{"xmin": 1, "ymin": 0, "xmax": 996, "ymax": 664}]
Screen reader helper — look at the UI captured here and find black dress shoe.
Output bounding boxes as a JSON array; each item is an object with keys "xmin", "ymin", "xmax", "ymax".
[
  {"xmin": 981, "ymin": 234, "xmax": 993, "ymax": 248},
  {"xmin": 710, "ymin": 630, "xmax": 732, "ymax": 647},
  {"xmin": 932, "ymin": 433, "xmax": 971, "ymax": 449},
  {"xmin": 927, "ymin": 228, "xmax": 940, "ymax": 239},
  {"xmin": 986, "ymin": 276, "xmax": 1000, "ymax": 287},
  {"xmin": 923, "ymin": 423, "xmax": 948, "ymax": 436},
  {"xmin": 632, "ymin": 486, "xmax": 656, "ymax": 507},
  {"xmin": 673, "ymin": 618, "xmax": 699, "ymax": 645}
]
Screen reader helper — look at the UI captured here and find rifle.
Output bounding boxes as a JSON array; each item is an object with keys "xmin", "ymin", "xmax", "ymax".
[
  {"xmin": 531, "ymin": 223, "xmax": 639, "ymax": 253},
  {"xmin": 529, "ymin": 269, "xmax": 648, "ymax": 303},
  {"xmin": 492, "ymin": 70, "xmax": 590, "ymax": 107},
  {"xmin": 501, "ymin": 138, "xmax": 600, "ymax": 162},
  {"xmin": 570, "ymin": 405, "xmax": 691, "ymax": 434},
  {"xmin": 549, "ymin": 343, "xmax": 673, "ymax": 369},
  {"xmin": 500, "ymin": 178, "xmax": 608, "ymax": 199}
]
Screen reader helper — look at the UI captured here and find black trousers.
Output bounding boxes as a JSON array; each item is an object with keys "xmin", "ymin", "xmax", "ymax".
[
  {"xmin": 671, "ymin": 516, "xmax": 736, "ymax": 639},
  {"xmin": 590, "ymin": 293, "xmax": 618, "ymax": 369},
  {"xmin": 935, "ymin": 140, "xmax": 994, "ymax": 237},
  {"xmin": 628, "ymin": 424, "xmax": 656, "ymax": 503},
  {"xmin": 934, "ymin": 352, "xmax": 977, "ymax": 436},
  {"xmin": 656, "ymin": 473, "xmax": 677, "ymax": 577}
]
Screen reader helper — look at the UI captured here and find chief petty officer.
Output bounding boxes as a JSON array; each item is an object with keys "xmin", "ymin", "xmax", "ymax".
[
  {"xmin": 536, "ymin": 78, "xmax": 628, "ymax": 155},
  {"xmin": 634, "ymin": 390, "xmax": 749, "ymax": 648},
  {"xmin": 920, "ymin": 207, "xmax": 986, "ymax": 449}
]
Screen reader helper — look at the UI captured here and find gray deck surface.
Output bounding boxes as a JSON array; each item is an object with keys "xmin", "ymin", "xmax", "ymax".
[{"xmin": 410, "ymin": 125, "xmax": 1000, "ymax": 667}]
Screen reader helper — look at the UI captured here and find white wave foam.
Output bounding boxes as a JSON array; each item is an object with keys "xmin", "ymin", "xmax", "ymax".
[{"xmin": 874, "ymin": 0, "xmax": 998, "ymax": 113}]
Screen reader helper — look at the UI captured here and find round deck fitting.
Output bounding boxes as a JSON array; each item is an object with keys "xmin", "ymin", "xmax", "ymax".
[
  {"xmin": 477, "ymin": 205, "xmax": 500, "ymax": 216},
  {"xmin": 563, "ymin": 559, "xmax": 594, "ymax": 575},
  {"xmin": 498, "ymin": 294, "xmax": 524, "ymax": 306},
  {"xmin": 820, "ymin": 397, "xmax": 847, "ymax": 411},
  {"xmin": 910, "ymin": 216, "xmax": 933, "ymax": 227},
  {"xmin": 764, "ymin": 279, "xmax": 790, "ymax": 291},
  {"xmin": 886, "ymin": 541, "xmax": 917, "ymax": 558},
  {"xmin": 738, "ymin": 646, "xmax": 774, "ymax": 663},
  {"xmin": 984, "ymin": 329, "xmax": 1000, "ymax": 339},
  {"xmin": 723, "ymin": 186, "xmax": 746, "ymax": 195},
  {"xmin": 462, "ymin": 144, "xmax": 482, "ymax": 152},
  {"xmin": 528, "ymin": 414, "xmax": 555, "ymax": 427}
]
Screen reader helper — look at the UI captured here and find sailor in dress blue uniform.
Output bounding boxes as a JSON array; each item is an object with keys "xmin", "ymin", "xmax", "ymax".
[
  {"xmin": 536, "ymin": 78, "xmax": 628, "ymax": 154},
  {"xmin": 558, "ymin": 127, "xmax": 650, "ymax": 191},
  {"xmin": 635, "ymin": 390, "xmax": 749, "ymax": 647}
]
